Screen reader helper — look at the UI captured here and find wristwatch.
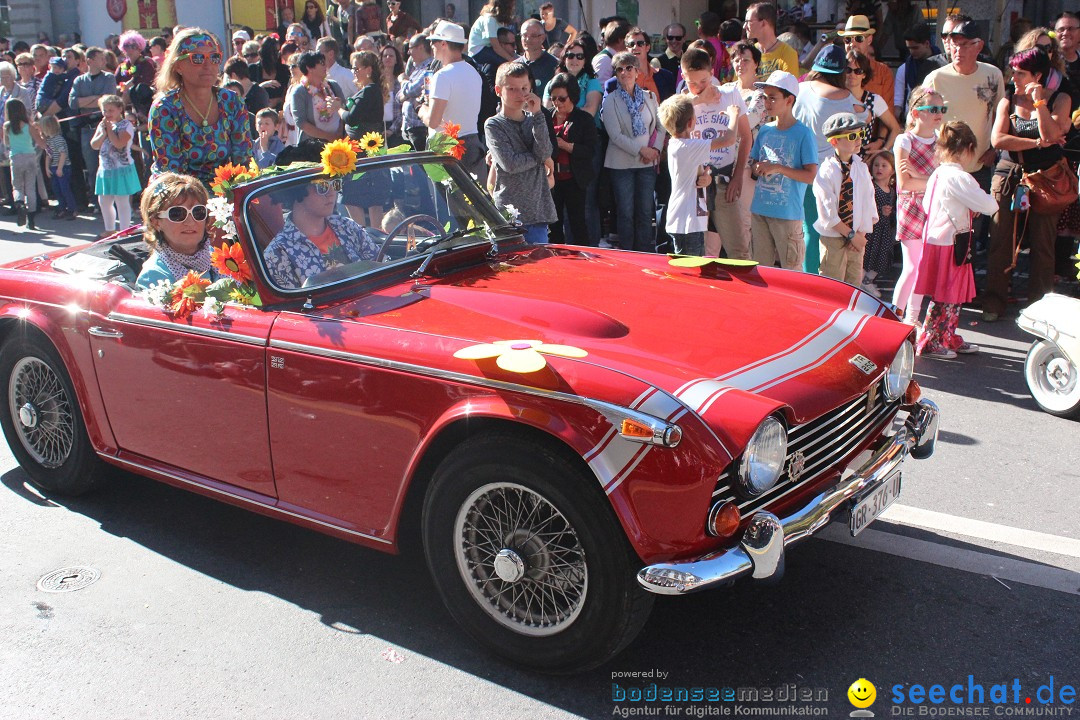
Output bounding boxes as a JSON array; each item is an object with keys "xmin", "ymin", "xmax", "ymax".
[{"xmin": 845, "ymin": 229, "xmax": 856, "ymax": 242}]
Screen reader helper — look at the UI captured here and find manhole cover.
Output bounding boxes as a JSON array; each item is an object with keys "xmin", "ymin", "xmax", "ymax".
[{"xmin": 37, "ymin": 567, "xmax": 100, "ymax": 593}]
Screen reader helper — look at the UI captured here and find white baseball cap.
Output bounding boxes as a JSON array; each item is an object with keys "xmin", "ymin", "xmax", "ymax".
[
  {"xmin": 428, "ymin": 20, "xmax": 466, "ymax": 44},
  {"xmin": 753, "ymin": 70, "xmax": 800, "ymax": 97},
  {"xmin": 232, "ymin": 30, "xmax": 251, "ymax": 42}
]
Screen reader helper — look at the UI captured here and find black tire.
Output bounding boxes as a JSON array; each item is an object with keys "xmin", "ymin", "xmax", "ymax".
[
  {"xmin": 0, "ymin": 328, "xmax": 107, "ymax": 495},
  {"xmin": 1024, "ymin": 340, "xmax": 1080, "ymax": 419},
  {"xmin": 422, "ymin": 432, "xmax": 654, "ymax": 673}
]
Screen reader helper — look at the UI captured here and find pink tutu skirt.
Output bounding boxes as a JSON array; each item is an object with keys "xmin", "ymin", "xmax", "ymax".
[{"xmin": 914, "ymin": 244, "xmax": 975, "ymax": 305}]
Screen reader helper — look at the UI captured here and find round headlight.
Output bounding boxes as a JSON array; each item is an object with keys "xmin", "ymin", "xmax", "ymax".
[
  {"xmin": 739, "ymin": 416, "xmax": 788, "ymax": 496},
  {"xmin": 884, "ymin": 341, "xmax": 915, "ymax": 401}
]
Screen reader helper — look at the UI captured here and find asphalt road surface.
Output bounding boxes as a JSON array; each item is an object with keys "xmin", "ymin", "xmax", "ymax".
[{"xmin": 1, "ymin": 211, "xmax": 1077, "ymax": 720}]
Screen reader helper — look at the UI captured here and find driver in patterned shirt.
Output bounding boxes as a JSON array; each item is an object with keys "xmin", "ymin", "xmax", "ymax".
[{"xmin": 263, "ymin": 178, "xmax": 382, "ymax": 289}]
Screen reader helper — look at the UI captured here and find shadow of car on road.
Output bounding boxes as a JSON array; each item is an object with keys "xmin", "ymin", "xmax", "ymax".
[{"xmin": 6, "ymin": 463, "xmax": 1077, "ymax": 716}]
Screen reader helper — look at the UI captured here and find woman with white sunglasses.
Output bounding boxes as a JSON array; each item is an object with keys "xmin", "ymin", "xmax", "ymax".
[{"xmin": 136, "ymin": 173, "xmax": 218, "ymax": 289}]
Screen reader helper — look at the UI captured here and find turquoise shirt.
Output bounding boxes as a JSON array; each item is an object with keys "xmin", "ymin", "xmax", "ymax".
[{"xmin": 5, "ymin": 123, "xmax": 34, "ymax": 158}]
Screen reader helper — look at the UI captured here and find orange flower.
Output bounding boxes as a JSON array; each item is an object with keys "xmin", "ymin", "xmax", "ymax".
[
  {"xmin": 171, "ymin": 271, "xmax": 211, "ymax": 318},
  {"xmin": 211, "ymin": 241, "xmax": 253, "ymax": 283},
  {"xmin": 450, "ymin": 140, "xmax": 465, "ymax": 160},
  {"xmin": 210, "ymin": 162, "xmax": 251, "ymax": 196},
  {"xmin": 441, "ymin": 121, "xmax": 461, "ymax": 139}
]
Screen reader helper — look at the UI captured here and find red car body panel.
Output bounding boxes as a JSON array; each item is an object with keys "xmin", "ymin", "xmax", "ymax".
[{"xmin": 0, "ymin": 189, "xmax": 914, "ymax": 566}]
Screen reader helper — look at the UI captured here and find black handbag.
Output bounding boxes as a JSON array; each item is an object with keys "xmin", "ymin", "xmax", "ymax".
[{"xmin": 952, "ymin": 228, "xmax": 973, "ymax": 266}]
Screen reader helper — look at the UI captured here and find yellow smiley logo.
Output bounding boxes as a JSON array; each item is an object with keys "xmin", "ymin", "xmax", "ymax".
[{"xmin": 848, "ymin": 678, "xmax": 877, "ymax": 708}]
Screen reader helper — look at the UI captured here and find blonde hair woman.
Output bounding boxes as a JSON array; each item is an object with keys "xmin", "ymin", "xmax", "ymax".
[{"xmin": 148, "ymin": 27, "xmax": 253, "ymax": 185}]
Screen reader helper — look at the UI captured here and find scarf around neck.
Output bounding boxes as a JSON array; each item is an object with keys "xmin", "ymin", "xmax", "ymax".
[
  {"xmin": 157, "ymin": 240, "xmax": 213, "ymax": 282},
  {"xmin": 617, "ymin": 83, "xmax": 647, "ymax": 137}
]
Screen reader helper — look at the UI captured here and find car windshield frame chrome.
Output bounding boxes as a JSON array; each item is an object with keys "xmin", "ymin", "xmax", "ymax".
[{"xmin": 241, "ymin": 153, "xmax": 508, "ymax": 297}]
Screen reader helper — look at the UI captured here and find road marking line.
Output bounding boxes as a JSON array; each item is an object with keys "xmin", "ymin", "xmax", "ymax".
[
  {"xmin": 880, "ymin": 503, "xmax": 1080, "ymax": 559},
  {"xmin": 817, "ymin": 524, "xmax": 1080, "ymax": 596}
]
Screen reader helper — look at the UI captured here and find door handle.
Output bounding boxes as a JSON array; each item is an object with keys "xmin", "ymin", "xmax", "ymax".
[{"xmin": 88, "ymin": 326, "xmax": 124, "ymax": 338}]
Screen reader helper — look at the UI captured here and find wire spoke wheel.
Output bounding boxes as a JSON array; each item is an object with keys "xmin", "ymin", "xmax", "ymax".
[
  {"xmin": 454, "ymin": 482, "xmax": 588, "ymax": 637},
  {"xmin": 8, "ymin": 357, "xmax": 74, "ymax": 469}
]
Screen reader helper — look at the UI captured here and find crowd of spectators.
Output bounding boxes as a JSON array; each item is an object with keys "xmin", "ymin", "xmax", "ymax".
[{"xmin": 0, "ymin": 2, "xmax": 1078, "ymax": 352}]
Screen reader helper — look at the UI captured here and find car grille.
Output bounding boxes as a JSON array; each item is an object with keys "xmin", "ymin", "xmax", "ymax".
[{"xmin": 712, "ymin": 382, "xmax": 900, "ymax": 514}]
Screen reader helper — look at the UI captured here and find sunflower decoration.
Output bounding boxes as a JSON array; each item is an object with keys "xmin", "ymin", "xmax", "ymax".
[
  {"xmin": 667, "ymin": 255, "xmax": 759, "ymax": 269},
  {"xmin": 169, "ymin": 271, "xmax": 212, "ymax": 319},
  {"xmin": 210, "ymin": 161, "xmax": 260, "ymax": 200},
  {"xmin": 358, "ymin": 131, "xmax": 385, "ymax": 156},
  {"xmin": 211, "ymin": 241, "xmax": 254, "ymax": 284},
  {"xmin": 321, "ymin": 138, "xmax": 358, "ymax": 177},
  {"xmin": 454, "ymin": 339, "xmax": 587, "ymax": 374}
]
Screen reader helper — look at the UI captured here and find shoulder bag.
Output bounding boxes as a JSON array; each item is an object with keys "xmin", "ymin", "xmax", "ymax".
[{"xmin": 1020, "ymin": 154, "xmax": 1078, "ymax": 215}]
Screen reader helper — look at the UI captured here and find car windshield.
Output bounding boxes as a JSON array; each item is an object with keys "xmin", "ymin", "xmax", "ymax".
[{"xmin": 244, "ymin": 157, "xmax": 507, "ymax": 292}]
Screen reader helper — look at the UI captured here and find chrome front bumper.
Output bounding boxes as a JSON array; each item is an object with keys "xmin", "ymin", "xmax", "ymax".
[{"xmin": 637, "ymin": 399, "xmax": 939, "ymax": 595}]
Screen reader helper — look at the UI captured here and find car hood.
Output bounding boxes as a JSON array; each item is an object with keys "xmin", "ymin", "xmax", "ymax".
[{"xmin": 327, "ymin": 247, "xmax": 911, "ymax": 424}]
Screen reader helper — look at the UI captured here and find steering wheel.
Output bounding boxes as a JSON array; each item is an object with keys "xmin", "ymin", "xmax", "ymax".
[{"xmin": 376, "ymin": 213, "xmax": 443, "ymax": 262}]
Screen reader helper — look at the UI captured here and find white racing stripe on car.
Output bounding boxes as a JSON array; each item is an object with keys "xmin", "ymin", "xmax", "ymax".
[
  {"xmin": 743, "ymin": 314, "xmax": 873, "ymax": 394},
  {"xmin": 817, "ymin": 523, "xmax": 1080, "ymax": 596},
  {"xmin": 584, "ymin": 388, "xmax": 685, "ymax": 494}
]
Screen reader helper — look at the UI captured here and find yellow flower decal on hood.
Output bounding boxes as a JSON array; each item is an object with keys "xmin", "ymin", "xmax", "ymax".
[{"xmin": 454, "ymin": 340, "xmax": 588, "ymax": 374}]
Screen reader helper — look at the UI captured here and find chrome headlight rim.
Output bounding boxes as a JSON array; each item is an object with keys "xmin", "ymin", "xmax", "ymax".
[
  {"xmin": 738, "ymin": 415, "xmax": 789, "ymax": 497},
  {"xmin": 884, "ymin": 341, "xmax": 915, "ymax": 401}
]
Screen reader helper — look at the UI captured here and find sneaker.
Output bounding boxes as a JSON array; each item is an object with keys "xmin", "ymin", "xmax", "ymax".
[
  {"xmin": 955, "ymin": 342, "xmax": 980, "ymax": 354},
  {"xmin": 860, "ymin": 281, "xmax": 882, "ymax": 298},
  {"xmin": 921, "ymin": 347, "xmax": 957, "ymax": 360},
  {"xmin": 982, "ymin": 311, "xmax": 999, "ymax": 322},
  {"xmin": 598, "ymin": 237, "xmax": 613, "ymax": 249}
]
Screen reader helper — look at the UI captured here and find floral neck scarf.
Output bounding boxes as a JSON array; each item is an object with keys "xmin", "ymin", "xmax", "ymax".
[
  {"xmin": 157, "ymin": 240, "xmax": 213, "ymax": 281},
  {"xmin": 303, "ymin": 78, "xmax": 337, "ymax": 124},
  {"xmin": 617, "ymin": 83, "xmax": 647, "ymax": 137}
]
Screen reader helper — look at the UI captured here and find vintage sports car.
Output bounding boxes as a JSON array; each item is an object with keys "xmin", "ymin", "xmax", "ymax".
[{"xmin": 0, "ymin": 149, "xmax": 938, "ymax": 673}]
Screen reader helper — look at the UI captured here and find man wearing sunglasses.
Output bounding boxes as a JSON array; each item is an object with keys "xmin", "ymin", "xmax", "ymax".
[
  {"xmin": 922, "ymin": 15, "xmax": 1004, "ymax": 175},
  {"xmin": 837, "ymin": 15, "xmax": 893, "ymax": 104},
  {"xmin": 657, "ymin": 23, "xmax": 686, "ymax": 77}
]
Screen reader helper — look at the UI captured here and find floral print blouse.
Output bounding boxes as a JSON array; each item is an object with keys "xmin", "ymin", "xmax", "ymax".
[
  {"xmin": 148, "ymin": 87, "xmax": 253, "ymax": 185},
  {"xmin": 263, "ymin": 214, "xmax": 381, "ymax": 289}
]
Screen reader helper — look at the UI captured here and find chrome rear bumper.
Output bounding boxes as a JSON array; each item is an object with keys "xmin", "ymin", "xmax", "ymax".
[{"xmin": 637, "ymin": 399, "xmax": 939, "ymax": 595}]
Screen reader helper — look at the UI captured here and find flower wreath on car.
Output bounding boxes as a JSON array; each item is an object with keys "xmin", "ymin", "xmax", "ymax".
[{"xmin": 145, "ymin": 125, "xmax": 467, "ymax": 320}]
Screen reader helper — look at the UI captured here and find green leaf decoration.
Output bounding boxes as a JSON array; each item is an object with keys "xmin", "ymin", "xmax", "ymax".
[
  {"xmin": 427, "ymin": 164, "xmax": 449, "ymax": 184},
  {"xmin": 385, "ymin": 143, "xmax": 413, "ymax": 155}
]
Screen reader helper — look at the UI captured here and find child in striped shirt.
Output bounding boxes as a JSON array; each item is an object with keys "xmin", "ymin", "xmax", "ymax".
[{"xmin": 40, "ymin": 115, "xmax": 76, "ymax": 220}]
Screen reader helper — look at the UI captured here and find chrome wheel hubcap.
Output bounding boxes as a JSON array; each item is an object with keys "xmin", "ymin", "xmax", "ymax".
[
  {"xmin": 9, "ymin": 357, "xmax": 73, "ymax": 469},
  {"xmin": 454, "ymin": 482, "xmax": 588, "ymax": 636}
]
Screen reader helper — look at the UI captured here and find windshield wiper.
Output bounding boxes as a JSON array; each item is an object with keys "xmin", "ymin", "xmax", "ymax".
[{"xmin": 410, "ymin": 226, "xmax": 488, "ymax": 278}]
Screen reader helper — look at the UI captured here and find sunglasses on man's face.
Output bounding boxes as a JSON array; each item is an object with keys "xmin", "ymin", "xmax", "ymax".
[
  {"xmin": 314, "ymin": 178, "xmax": 343, "ymax": 196},
  {"xmin": 914, "ymin": 104, "xmax": 948, "ymax": 114},
  {"xmin": 666, "ymin": 35, "xmax": 684, "ymax": 41},
  {"xmin": 626, "ymin": 40, "xmax": 649, "ymax": 48},
  {"xmin": 244, "ymin": 52, "xmax": 259, "ymax": 59},
  {"xmin": 844, "ymin": 35, "xmax": 865, "ymax": 44},
  {"xmin": 157, "ymin": 205, "xmax": 208, "ymax": 223},
  {"xmin": 563, "ymin": 52, "xmax": 584, "ymax": 60},
  {"xmin": 179, "ymin": 52, "xmax": 223, "ymax": 65}
]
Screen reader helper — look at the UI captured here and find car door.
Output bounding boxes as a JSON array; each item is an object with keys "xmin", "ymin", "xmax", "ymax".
[{"xmin": 87, "ymin": 292, "xmax": 277, "ymax": 498}]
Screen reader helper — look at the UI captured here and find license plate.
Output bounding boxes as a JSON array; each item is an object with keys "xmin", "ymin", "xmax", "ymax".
[{"xmin": 850, "ymin": 472, "xmax": 901, "ymax": 536}]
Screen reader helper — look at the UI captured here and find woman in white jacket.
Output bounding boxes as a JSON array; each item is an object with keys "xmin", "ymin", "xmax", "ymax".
[
  {"xmin": 914, "ymin": 121, "xmax": 999, "ymax": 359},
  {"xmin": 601, "ymin": 52, "xmax": 666, "ymax": 252}
]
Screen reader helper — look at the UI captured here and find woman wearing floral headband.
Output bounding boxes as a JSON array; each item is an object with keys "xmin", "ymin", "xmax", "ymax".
[
  {"xmin": 136, "ymin": 172, "xmax": 219, "ymax": 289},
  {"xmin": 148, "ymin": 28, "xmax": 253, "ymax": 185}
]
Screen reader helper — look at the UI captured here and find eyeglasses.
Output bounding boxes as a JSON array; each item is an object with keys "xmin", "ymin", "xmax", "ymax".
[
  {"xmin": 615, "ymin": 65, "xmax": 637, "ymax": 73},
  {"xmin": 244, "ymin": 52, "xmax": 259, "ymax": 59},
  {"xmin": 843, "ymin": 35, "xmax": 865, "ymax": 44},
  {"xmin": 178, "ymin": 52, "xmax": 223, "ymax": 65},
  {"xmin": 914, "ymin": 104, "xmax": 948, "ymax": 114},
  {"xmin": 666, "ymin": 35, "xmax": 684, "ymax": 41},
  {"xmin": 829, "ymin": 132, "xmax": 860, "ymax": 141},
  {"xmin": 563, "ymin": 52, "xmax": 584, "ymax": 60},
  {"xmin": 945, "ymin": 34, "xmax": 976, "ymax": 47},
  {"xmin": 1056, "ymin": 25, "xmax": 1080, "ymax": 33},
  {"xmin": 551, "ymin": 94, "xmax": 570, "ymax": 103},
  {"xmin": 314, "ymin": 178, "xmax": 343, "ymax": 195},
  {"xmin": 16, "ymin": 61, "xmax": 32, "ymax": 67},
  {"xmin": 626, "ymin": 40, "xmax": 649, "ymax": 48},
  {"xmin": 844, "ymin": 67, "xmax": 864, "ymax": 74},
  {"xmin": 157, "ymin": 205, "xmax": 208, "ymax": 223}
]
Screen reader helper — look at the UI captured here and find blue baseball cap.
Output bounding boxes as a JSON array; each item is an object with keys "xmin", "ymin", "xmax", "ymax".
[{"xmin": 811, "ymin": 44, "xmax": 846, "ymax": 74}]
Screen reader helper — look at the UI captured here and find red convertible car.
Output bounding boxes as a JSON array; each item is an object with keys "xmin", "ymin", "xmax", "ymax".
[{"xmin": 0, "ymin": 153, "xmax": 937, "ymax": 672}]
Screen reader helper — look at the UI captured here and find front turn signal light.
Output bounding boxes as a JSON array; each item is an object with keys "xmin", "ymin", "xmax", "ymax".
[
  {"xmin": 904, "ymin": 379, "xmax": 922, "ymax": 404},
  {"xmin": 620, "ymin": 419, "xmax": 654, "ymax": 439},
  {"xmin": 708, "ymin": 501, "xmax": 742, "ymax": 538}
]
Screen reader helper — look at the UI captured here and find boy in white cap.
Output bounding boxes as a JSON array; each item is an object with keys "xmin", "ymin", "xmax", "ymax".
[
  {"xmin": 748, "ymin": 70, "xmax": 819, "ymax": 269},
  {"xmin": 813, "ymin": 111, "xmax": 878, "ymax": 284}
]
